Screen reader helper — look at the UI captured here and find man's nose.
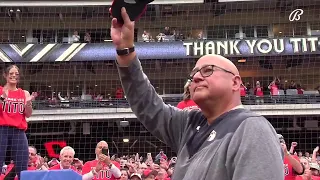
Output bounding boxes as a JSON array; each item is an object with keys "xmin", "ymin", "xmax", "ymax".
[{"xmin": 192, "ymin": 71, "xmax": 204, "ymax": 83}]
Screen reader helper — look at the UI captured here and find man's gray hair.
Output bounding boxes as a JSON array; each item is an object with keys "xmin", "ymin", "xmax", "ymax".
[
  {"xmin": 28, "ymin": 146, "xmax": 37, "ymax": 154},
  {"xmin": 60, "ymin": 146, "xmax": 75, "ymax": 156}
]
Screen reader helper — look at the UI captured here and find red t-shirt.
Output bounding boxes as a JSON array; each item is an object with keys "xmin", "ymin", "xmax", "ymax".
[
  {"xmin": 176, "ymin": 100, "xmax": 199, "ymax": 110},
  {"xmin": 0, "ymin": 87, "xmax": 27, "ymax": 130},
  {"xmin": 115, "ymin": 88, "xmax": 124, "ymax": 99},
  {"xmin": 82, "ymin": 160, "xmax": 120, "ymax": 180},
  {"xmin": 255, "ymin": 87, "xmax": 264, "ymax": 97},
  {"xmin": 297, "ymin": 88, "xmax": 304, "ymax": 95},
  {"xmin": 270, "ymin": 84, "xmax": 279, "ymax": 95},
  {"xmin": 49, "ymin": 164, "xmax": 78, "ymax": 172},
  {"xmin": 294, "ymin": 176, "xmax": 319, "ymax": 180},
  {"xmin": 240, "ymin": 86, "xmax": 246, "ymax": 96},
  {"xmin": 284, "ymin": 155, "xmax": 300, "ymax": 180}
]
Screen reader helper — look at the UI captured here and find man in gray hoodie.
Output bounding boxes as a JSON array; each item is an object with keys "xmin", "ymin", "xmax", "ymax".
[{"xmin": 110, "ymin": 7, "xmax": 284, "ymax": 180}]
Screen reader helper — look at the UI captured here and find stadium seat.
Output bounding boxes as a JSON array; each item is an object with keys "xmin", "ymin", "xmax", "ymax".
[
  {"xmin": 21, "ymin": 170, "xmax": 82, "ymax": 180},
  {"xmin": 303, "ymin": 91, "xmax": 319, "ymax": 95},
  {"xmin": 286, "ymin": 89, "xmax": 298, "ymax": 103},
  {"xmin": 286, "ymin": 89, "xmax": 298, "ymax": 95}
]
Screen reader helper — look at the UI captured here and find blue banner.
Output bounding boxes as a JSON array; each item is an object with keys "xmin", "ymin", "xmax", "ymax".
[{"xmin": 0, "ymin": 36, "xmax": 319, "ymax": 62}]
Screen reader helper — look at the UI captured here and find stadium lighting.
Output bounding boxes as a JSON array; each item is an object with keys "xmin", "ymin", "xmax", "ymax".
[
  {"xmin": 104, "ymin": 40, "xmax": 113, "ymax": 42},
  {"xmin": 238, "ymin": 59, "xmax": 246, "ymax": 63},
  {"xmin": 120, "ymin": 120, "xmax": 129, "ymax": 127},
  {"xmin": 123, "ymin": 138, "xmax": 129, "ymax": 143}
]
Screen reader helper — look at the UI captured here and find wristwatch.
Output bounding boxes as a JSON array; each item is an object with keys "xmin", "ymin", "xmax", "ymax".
[
  {"xmin": 0, "ymin": 95, "xmax": 5, "ymax": 102},
  {"xmin": 116, "ymin": 47, "xmax": 135, "ymax": 56}
]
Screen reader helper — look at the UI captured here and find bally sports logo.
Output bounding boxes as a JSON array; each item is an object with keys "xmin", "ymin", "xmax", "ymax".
[{"xmin": 289, "ymin": 9, "xmax": 304, "ymax": 22}]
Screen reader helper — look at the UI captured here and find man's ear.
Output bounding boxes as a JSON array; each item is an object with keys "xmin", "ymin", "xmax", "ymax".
[{"xmin": 232, "ymin": 75, "xmax": 242, "ymax": 90}]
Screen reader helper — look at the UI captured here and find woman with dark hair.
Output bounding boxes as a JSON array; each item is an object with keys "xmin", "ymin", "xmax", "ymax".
[{"xmin": 0, "ymin": 65, "xmax": 37, "ymax": 179}]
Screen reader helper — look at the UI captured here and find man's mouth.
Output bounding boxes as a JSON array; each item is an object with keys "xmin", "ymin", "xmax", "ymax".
[{"xmin": 195, "ymin": 86, "xmax": 206, "ymax": 91}]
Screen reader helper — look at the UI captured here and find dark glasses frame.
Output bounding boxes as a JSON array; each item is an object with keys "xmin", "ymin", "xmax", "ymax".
[{"xmin": 188, "ymin": 64, "xmax": 235, "ymax": 81}]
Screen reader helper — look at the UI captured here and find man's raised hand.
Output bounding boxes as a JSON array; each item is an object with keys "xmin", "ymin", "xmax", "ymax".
[
  {"xmin": 111, "ymin": 7, "xmax": 136, "ymax": 66},
  {"xmin": 111, "ymin": 7, "xmax": 135, "ymax": 50}
]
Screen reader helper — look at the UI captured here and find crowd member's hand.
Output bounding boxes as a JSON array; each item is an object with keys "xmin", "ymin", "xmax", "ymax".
[
  {"xmin": 291, "ymin": 142, "xmax": 298, "ymax": 147},
  {"xmin": 313, "ymin": 146, "xmax": 319, "ymax": 153},
  {"xmin": 126, "ymin": 162, "xmax": 137, "ymax": 173},
  {"xmin": 1, "ymin": 87, "xmax": 8, "ymax": 99},
  {"xmin": 95, "ymin": 161, "xmax": 104, "ymax": 172},
  {"xmin": 111, "ymin": 7, "xmax": 135, "ymax": 66},
  {"xmin": 26, "ymin": 92, "xmax": 38, "ymax": 106},
  {"xmin": 98, "ymin": 154, "xmax": 111, "ymax": 166},
  {"xmin": 150, "ymin": 163, "xmax": 160, "ymax": 171},
  {"xmin": 36, "ymin": 156, "xmax": 45, "ymax": 169},
  {"xmin": 160, "ymin": 158, "xmax": 168, "ymax": 170},
  {"xmin": 111, "ymin": 155, "xmax": 116, "ymax": 161},
  {"xmin": 280, "ymin": 143, "xmax": 289, "ymax": 156}
]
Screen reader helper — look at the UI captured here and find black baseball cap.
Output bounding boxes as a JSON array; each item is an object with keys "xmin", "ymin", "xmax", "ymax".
[{"xmin": 110, "ymin": 0, "xmax": 154, "ymax": 24}]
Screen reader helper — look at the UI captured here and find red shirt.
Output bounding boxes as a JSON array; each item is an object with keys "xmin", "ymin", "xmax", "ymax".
[
  {"xmin": 297, "ymin": 88, "xmax": 304, "ymax": 95},
  {"xmin": 49, "ymin": 164, "xmax": 78, "ymax": 172},
  {"xmin": 82, "ymin": 160, "xmax": 120, "ymax": 180},
  {"xmin": 176, "ymin": 100, "xmax": 199, "ymax": 110},
  {"xmin": 294, "ymin": 176, "xmax": 319, "ymax": 180},
  {"xmin": 0, "ymin": 87, "xmax": 27, "ymax": 130},
  {"xmin": 240, "ymin": 86, "xmax": 246, "ymax": 96},
  {"xmin": 270, "ymin": 84, "xmax": 279, "ymax": 95},
  {"xmin": 284, "ymin": 155, "xmax": 300, "ymax": 180},
  {"xmin": 255, "ymin": 87, "xmax": 264, "ymax": 97},
  {"xmin": 115, "ymin": 88, "xmax": 124, "ymax": 99}
]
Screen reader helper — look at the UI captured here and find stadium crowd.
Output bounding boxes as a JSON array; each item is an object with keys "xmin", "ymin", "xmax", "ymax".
[
  {"xmin": 1, "ymin": 141, "xmax": 175, "ymax": 180},
  {"xmin": 1, "ymin": 136, "xmax": 320, "ymax": 180}
]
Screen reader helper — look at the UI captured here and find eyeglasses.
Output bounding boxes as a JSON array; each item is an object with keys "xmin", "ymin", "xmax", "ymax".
[{"xmin": 188, "ymin": 65, "xmax": 235, "ymax": 81}]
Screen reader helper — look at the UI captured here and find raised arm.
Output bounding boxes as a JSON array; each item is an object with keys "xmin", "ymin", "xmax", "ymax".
[
  {"xmin": 312, "ymin": 146, "xmax": 319, "ymax": 163},
  {"xmin": 111, "ymin": 8, "xmax": 190, "ymax": 152}
]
